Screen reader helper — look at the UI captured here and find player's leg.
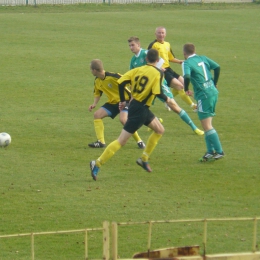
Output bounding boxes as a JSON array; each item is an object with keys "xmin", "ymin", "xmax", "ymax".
[
  {"xmin": 198, "ymin": 97, "xmax": 224, "ymax": 162},
  {"xmin": 136, "ymin": 113, "xmax": 165, "ymax": 172},
  {"xmin": 165, "ymin": 68, "xmax": 196, "ymax": 111},
  {"xmin": 161, "ymin": 81, "xmax": 173, "ymax": 111},
  {"xmin": 90, "ymin": 129, "xmax": 132, "ymax": 181},
  {"xmin": 170, "ymin": 77, "xmax": 197, "ymax": 111},
  {"xmin": 200, "ymin": 118, "xmax": 224, "ymax": 159},
  {"xmin": 167, "ymin": 98, "xmax": 204, "ymax": 135},
  {"xmin": 88, "ymin": 106, "xmax": 109, "ymax": 148},
  {"xmin": 97, "ymin": 129, "xmax": 132, "ymax": 166},
  {"xmin": 90, "ymin": 100, "xmax": 147, "ymax": 180},
  {"xmin": 119, "ymin": 106, "xmax": 145, "ymax": 149}
]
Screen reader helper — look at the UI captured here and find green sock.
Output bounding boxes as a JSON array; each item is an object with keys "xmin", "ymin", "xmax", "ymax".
[
  {"xmin": 205, "ymin": 129, "xmax": 223, "ymax": 153},
  {"xmin": 205, "ymin": 134, "xmax": 214, "ymax": 153},
  {"xmin": 179, "ymin": 109, "xmax": 197, "ymax": 131}
]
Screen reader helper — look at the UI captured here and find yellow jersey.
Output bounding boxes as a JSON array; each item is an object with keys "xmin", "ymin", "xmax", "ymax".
[
  {"xmin": 118, "ymin": 65, "xmax": 163, "ymax": 107},
  {"xmin": 93, "ymin": 71, "xmax": 131, "ymax": 104},
  {"xmin": 148, "ymin": 40, "xmax": 175, "ymax": 68}
]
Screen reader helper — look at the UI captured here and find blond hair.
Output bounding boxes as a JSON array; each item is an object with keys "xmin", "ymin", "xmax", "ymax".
[
  {"xmin": 90, "ymin": 59, "xmax": 103, "ymax": 72},
  {"xmin": 155, "ymin": 26, "xmax": 166, "ymax": 33},
  {"xmin": 127, "ymin": 36, "xmax": 140, "ymax": 43}
]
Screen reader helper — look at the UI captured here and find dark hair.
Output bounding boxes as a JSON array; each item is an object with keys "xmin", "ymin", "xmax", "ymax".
[{"xmin": 146, "ymin": 49, "xmax": 159, "ymax": 63}]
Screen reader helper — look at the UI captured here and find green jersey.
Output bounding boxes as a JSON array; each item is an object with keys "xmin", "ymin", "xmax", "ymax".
[
  {"xmin": 129, "ymin": 49, "xmax": 148, "ymax": 69},
  {"xmin": 182, "ymin": 54, "xmax": 219, "ymax": 100}
]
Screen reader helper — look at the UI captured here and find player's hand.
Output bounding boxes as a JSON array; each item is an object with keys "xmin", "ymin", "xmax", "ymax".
[
  {"xmin": 185, "ymin": 90, "xmax": 193, "ymax": 96},
  {"xmin": 88, "ymin": 104, "xmax": 96, "ymax": 112},
  {"xmin": 119, "ymin": 101, "xmax": 126, "ymax": 111}
]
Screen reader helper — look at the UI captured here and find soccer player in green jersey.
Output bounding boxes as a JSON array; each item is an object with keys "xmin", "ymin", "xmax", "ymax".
[
  {"xmin": 90, "ymin": 49, "xmax": 175, "ymax": 181},
  {"xmin": 128, "ymin": 36, "xmax": 204, "ymax": 136},
  {"xmin": 182, "ymin": 43, "xmax": 224, "ymax": 162},
  {"xmin": 88, "ymin": 59, "xmax": 145, "ymax": 149},
  {"xmin": 148, "ymin": 27, "xmax": 197, "ymax": 112}
]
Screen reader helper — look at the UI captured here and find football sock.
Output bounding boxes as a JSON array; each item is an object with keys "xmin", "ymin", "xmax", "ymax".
[
  {"xmin": 141, "ymin": 132, "xmax": 162, "ymax": 162},
  {"xmin": 171, "ymin": 88, "xmax": 179, "ymax": 97},
  {"xmin": 132, "ymin": 131, "xmax": 142, "ymax": 143},
  {"xmin": 205, "ymin": 133, "xmax": 214, "ymax": 153},
  {"xmin": 96, "ymin": 140, "xmax": 121, "ymax": 167},
  {"xmin": 178, "ymin": 89, "xmax": 193, "ymax": 106},
  {"xmin": 94, "ymin": 119, "xmax": 105, "ymax": 144},
  {"xmin": 172, "ymin": 89, "xmax": 193, "ymax": 106},
  {"xmin": 205, "ymin": 128, "xmax": 223, "ymax": 154},
  {"xmin": 179, "ymin": 109, "xmax": 197, "ymax": 131}
]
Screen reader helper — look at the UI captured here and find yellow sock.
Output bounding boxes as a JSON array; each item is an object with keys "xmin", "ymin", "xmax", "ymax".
[
  {"xmin": 141, "ymin": 132, "xmax": 162, "ymax": 162},
  {"xmin": 171, "ymin": 88, "xmax": 179, "ymax": 97},
  {"xmin": 132, "ymin": 131, "xmax": 142, "ymax": 143},
  {"xmin": 94, "ymin": 119, "xmax": 105, "ymax": 144},
  {"xmin": 96, "ymin": 139, "xmax": 121, "ymax": 167},
  {"xmin": 177, "ymin": 89, "xmax": 193, "ymax": 106}
]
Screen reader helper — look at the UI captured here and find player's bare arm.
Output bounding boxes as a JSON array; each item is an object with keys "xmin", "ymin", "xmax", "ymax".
[
  {"xmin": 170, "ymin": 58, "xmax": 184, "ymax": 64},
  {"xmin": 89, "ymin": 96, "xmax": 101, "ymax": 112}
]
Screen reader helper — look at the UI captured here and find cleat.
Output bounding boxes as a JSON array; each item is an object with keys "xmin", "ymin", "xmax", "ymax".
[
  {"xmin": 88, "ymin": 141, "xmax": 106, "ymax": 148},
  {"xmin": 136, "ymin": 158, "xmax": 152, "ymax": 172},
  {"xmin": 90, "ymin": 160, "xmax": 100, "ymax": 181},
  {"xmin": 199, "ymin": 152, "xmax": 215, "ymax": 162},
  {"xmin": 165, "ymin": 103, "xmax": 171, "ymax": 111},
  {"xmin": 213, "ymin": 151, "xmax": 225, "ymax": 160},
  {"xmin": 194, "ymin": 128, "xmax": 204, "ymax": 136},
  {"xmin": 191, "ymin": 103, "xmax": 198, "ymax": 112},
  {"xmin": 137, "ymin": 141, "xmax": 146, "ymax": 149}
]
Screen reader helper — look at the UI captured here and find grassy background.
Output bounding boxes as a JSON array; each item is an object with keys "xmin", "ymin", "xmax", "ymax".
[{"xmin": 0, "ymin": 3, "xmax": 260, "ymax": 259}]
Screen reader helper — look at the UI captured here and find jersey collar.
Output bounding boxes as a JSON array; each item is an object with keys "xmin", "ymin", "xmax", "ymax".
[
  {"xmin": 135, "ymin": 48, "xmax": 143, "ymax": 57},
  {"xmin": 187, "ymin": 54, "xmax": 197, "ymax": 59}
]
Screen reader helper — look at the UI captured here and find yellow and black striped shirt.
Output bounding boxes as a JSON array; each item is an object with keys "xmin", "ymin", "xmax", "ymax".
[
  {"xmin": 118, "ymin": 65, "xmax": 164, "ymax": 107},
  {"xmin": 93, "ymin": 71, "xmax": 131, "ymax": 104}
]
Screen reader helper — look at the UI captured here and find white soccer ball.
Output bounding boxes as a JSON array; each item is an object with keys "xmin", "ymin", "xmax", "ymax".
[{"xmin": 0, "ymin": 132, "xmax": 11, "ymax": 147}]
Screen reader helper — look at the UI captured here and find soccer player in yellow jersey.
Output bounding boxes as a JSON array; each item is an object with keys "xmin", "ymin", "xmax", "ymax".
[
  {"xmin": 90, "ymin": 49, "xmax": 175, "ymax": 181},
  {"xmin": 148, "ymin": 27, "xmax": 197, "ymax": 112},
  {"xmin": 88, "ymin": 59, "xmax": 145, "ymax": 149}
]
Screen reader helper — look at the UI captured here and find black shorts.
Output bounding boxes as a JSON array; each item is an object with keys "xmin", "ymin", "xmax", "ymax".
[
  {"xmin": 101, "ymin": 102, "xmax": 129, "ymax": 119},
  {"xmin": 164, "ymin": 67, "xmax": 180, "ymax": 87},
  {"xmin": 123, "ymin": 99, "xmax": 155, "ymax": 134}
]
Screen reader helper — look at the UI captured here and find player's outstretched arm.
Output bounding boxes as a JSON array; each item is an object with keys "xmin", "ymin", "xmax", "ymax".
[{"xmin": 170, "ymin": 58, "xmax": 184, "ymax": 64}]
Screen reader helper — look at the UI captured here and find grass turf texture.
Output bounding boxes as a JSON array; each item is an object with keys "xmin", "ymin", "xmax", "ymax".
[{"xmin": 1, "ymin": 3, "xmax": 260, "ymax": 259}]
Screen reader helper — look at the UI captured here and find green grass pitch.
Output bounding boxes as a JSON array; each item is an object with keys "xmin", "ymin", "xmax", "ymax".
[{"xmin": 0, "ymin": 3, "xmax": 260, "ymax": 259}]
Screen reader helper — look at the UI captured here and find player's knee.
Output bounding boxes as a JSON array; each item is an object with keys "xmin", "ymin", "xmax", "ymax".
[
  {"xmin": 94, "ymin": 109, "xmax": 107, "ymax": 119},
  {"xmin": 155, "ymin": 125, "xmax": 165, "ymax": 135},
  {"xmin": 93, "ymin": 112, "xmax": 101, "ymax": 119}
]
